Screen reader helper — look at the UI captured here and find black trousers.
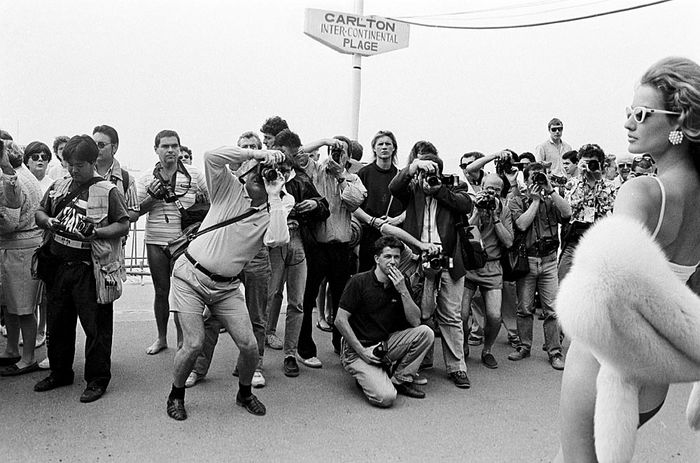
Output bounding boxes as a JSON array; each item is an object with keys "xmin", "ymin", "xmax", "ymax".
[
  {"xmin": 298, "ymin": 242, "xmax": 353, "ymax": 359},
  {"xmin": 46, "ymin": 262, "xmax": 113, "ymax": 388}
]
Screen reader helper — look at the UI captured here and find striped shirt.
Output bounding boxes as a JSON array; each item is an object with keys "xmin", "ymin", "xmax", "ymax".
[{"xmin": 137, "ymin": 163, "xmax": 208, "ymax": 245}]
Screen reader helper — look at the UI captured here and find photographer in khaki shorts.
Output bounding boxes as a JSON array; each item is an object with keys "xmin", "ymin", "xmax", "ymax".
[
  {"xmin": 461, "ymin": 174, "xmax": 513, "ymax": 370},
  {"xmin": 507, "ymin": 162, "xmax": 571, "ymax": 370}
]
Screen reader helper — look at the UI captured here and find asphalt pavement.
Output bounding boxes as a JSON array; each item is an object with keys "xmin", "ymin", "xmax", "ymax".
[{"xmin": 1, "ymin": 280, "xmax": 699, "ymax": 462}]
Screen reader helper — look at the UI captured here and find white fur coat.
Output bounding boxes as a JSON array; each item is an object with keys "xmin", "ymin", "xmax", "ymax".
[{"xmin": 557, "ymin": 215, "xmax": 700, "ymax": 463}]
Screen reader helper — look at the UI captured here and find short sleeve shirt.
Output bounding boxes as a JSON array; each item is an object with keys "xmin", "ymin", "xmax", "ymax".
[{"xmin": 339, "ymin": 270, "xmax": 410, "ymax": 344}]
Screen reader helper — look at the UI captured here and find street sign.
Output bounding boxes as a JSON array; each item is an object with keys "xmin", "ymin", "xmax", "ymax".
[{"xmin": 304, "ymin": 8, "xmax": 410, "ymax": 57}]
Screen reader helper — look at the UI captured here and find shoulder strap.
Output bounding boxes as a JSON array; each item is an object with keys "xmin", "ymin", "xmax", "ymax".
[
  {"xmin": 189, "ymin": 205, "xmax": 264, "ymax": 241},
  {"xmin": 121, "ymin": 168, "xmax": 129, "ymax": 194},
  {"xmin": 650, "ymin": 176, "xmax": 666, "ymax": 239},
  {"xmin": 54, "ymin": 177, "xmax": 102, "ymax": 213}
]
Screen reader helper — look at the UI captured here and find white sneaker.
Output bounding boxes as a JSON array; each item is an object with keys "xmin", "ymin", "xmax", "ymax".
[
  {"xmin": 296, "ymin": 354, "xmax": 323, "ymax": 369},
  {"xmin": 185, "ymin": 371, "xmax": 203, "ymax": 388},
  {"xmin": 252, "ymin": 370, "xmax": 266, "ymax": 388},
  {"xmin": 38, "ymin": 358, "xmax": 50, "ymax": 369},
  {"xmin": 413, "ymin": 373, "xmax": 428, "ymax": 385},
  {"xmin": 265, "ymin": 334, "xmax": 283, "ymax": 350}
]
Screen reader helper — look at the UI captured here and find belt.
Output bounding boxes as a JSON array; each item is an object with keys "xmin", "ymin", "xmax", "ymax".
[
  {"xmin": 184, "ymin": 251, "xmax": 239, "ymax": 283},
  {"xmin": 54, "ymin": 234, "xmax": 91, "ymax": 249}
]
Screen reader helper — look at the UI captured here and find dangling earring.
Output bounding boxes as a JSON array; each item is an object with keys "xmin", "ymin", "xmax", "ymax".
[{"xmin": 669, "ymin": 130, "xmax": 684, "ymax": 145}]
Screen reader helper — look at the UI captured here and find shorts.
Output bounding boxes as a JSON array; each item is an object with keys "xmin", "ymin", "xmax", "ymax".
[
  {"xmin": 169, "ymin": 254, "xmax": 244, "ymax": 316},
  {"xmin": 0, "ymin": 248, "xmax": 41, "ymax": 315},
  {"xmin": 464, "ymin": 259, "xmax": 503, "ymax": 291}
]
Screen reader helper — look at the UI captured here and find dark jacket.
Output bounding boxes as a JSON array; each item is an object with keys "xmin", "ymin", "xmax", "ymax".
[
  {"xmin": 285, "ymin": 168, "xmax": 330, "ymax": 232},
  {"xmin": 389, "ymin": 167, "xmax": 473, "ymax": 279}
]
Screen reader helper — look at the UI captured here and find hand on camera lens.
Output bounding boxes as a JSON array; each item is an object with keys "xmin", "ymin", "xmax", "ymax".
[{"xmin": 147, "ymin": 178, "xmax": 167, "ymax": 200}]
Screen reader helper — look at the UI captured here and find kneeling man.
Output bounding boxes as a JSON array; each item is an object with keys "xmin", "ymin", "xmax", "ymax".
[{"xmin": 335, "ymin": 236, "xmax": 434, "ymax": 407}]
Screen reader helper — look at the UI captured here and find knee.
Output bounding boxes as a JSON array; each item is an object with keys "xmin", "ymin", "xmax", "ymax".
[
  {"xmin": 368, "ymin": 389, "xmax": 396, "ymax": 408},
  {"xmin": 239, "ymin": 338, "xmax": 258, "ymax": 357},
  {"xmin": 182, "ymin": 336, "xmax": 204, "ymax": 355},
  {"xmin": 414, "ymin": 325, "xmax": 435, "ymax": 346}
]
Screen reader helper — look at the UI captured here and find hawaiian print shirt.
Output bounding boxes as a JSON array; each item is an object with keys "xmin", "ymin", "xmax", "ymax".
[{"xmin": 565, "ymin": 176, "xmax": 617, "ymax": 223}]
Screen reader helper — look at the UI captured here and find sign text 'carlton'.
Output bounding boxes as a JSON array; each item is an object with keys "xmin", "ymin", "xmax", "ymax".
[{"xmin": 304, "ymin": 9, "xmax": 410, "ymax": 56}]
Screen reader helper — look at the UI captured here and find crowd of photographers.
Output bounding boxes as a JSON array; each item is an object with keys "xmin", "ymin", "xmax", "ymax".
[{"xmin": 0, "ymin": 116, "xmax": 646, "ymax": 413}]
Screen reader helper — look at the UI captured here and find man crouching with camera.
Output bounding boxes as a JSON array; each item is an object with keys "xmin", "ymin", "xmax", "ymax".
[
  {"xmin": 166, "ymin": 144, "xmax": 292, "ymax": 421},
  {"xmin": 462, "ymin": 174, "xmax": 513, "ymax": 369},
  {"xmin": 389, "ymin": 143, "xmax": 473, "ymax": 388},
  {"xmin": 335, "ymin": 236, "xmax": 434, "ymax": 407},
  {"xmin": 507, "ymin": 162, "xmax": 571, "ymax": 370}
]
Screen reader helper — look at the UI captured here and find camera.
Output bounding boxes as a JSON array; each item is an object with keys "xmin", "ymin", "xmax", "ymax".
[
  {"xmin": 372, "ymin": 342, "xmax": 388, "ymax": 359},
  {"xmin": 531, "ymin": 237, "xmax": 559, "ymax": 256},
  {"xmin": 549, "ymin": 174, "xmax": 567, "ymax": 186},
  {"xmin": 74, "ymin": 216, "xmax": 95, "ymax": 237},
  {"xmin": 584, "ymin": 159, "xmax": 601, "ymax": 172},
  {"xmin": 259, "ymin": 166, "xmax": 279, "ymax": 182},
  {"xmin": 531, "ymin": 172, "xmax": 548, "ymax": 185},
  {"xmin": 330, "ymin": 145, "xmax": 343, "ymax": 164},
  {"xmin": 475, "ymin": 195, "xmax": 497, "ymax": 210},
  {"xmin": 495, "ymin": 158, "xmax": 522, "ymax": 176},
  {"xmin": 425, "ymin": 173, "xmax": 457, "ymax": 187},
  {"xmin": 423, "ymin": 254, "xmax": 454, "ymax": 271}
]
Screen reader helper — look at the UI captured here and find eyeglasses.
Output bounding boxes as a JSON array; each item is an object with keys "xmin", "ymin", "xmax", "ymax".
[
  {"xmin": 30, "ymin": 154, "xmax": 50, "ymax": 162},
  {"xmin": 550, "ymin": 126, "xmax": 563, "ymax": 133},
  {"xmin": 96, "ymin": 141, "xmax": 112, "ymax": 149},
  {"xmin": 179, "ymin": 154, "xmax": 191, "ymax": 160},
  {"xmin": 626, "ymin": 106, "xmax": 681, "ymax": 123},
  {"xmin": 459, "ymin": 163, "xmax": 470, "ymax": 169},
  {"xmin": 617, "ymin": 163, "xmax": 632, "ymax": 169}
]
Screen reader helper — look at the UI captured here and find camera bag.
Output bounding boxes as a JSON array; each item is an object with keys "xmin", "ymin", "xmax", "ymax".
[
  {"xmin": 501, "ymin": 233, "xmax": 530, "ymax": 281},
  {"xmin": 455, "ymin": 214, "xmax": 488, "ymax": 270}
]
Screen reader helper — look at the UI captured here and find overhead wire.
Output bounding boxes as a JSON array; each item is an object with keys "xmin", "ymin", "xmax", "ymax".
[{"xmin": 387, "ymin": 0, "xmax": 674, "ymax": 30}]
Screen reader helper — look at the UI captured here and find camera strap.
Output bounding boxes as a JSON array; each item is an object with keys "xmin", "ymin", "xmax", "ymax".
[{"xmin": 153, "ymin": 160, "xmax": 192, "ymax": 200}]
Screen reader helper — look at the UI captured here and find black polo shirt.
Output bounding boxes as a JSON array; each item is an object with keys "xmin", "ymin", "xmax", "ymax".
[{"xmin": 338, "ymin": 269, "xmax": 410, "ymax": 344}]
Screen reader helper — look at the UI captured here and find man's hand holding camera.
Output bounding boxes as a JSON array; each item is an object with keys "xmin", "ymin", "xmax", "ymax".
[
  {"xmin": 147, "ymin": 177, "xmax": 168, "ymax": 201},
  {"xmin": 529, "ymin": 172, "xmax": 555, "ymax": 199},
  {"xmin": 579, "ymin": 158, "xmax": 603, "ymax": 181}
]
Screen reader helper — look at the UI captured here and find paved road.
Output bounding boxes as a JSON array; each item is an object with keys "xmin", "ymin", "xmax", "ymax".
[{"xmin": 1, "ymin": 281, "xmax": 698, "ymax": 462}]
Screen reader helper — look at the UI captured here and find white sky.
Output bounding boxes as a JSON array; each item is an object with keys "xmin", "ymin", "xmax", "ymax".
[{"xmin": 2, "ymin": 0, "xmax": 699, "ymax": 175}]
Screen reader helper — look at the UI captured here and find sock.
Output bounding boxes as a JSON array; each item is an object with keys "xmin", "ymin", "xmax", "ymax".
[
  {"xmin": 169, "ymin": 384, "xmax": 185, "ymax": 401},
  {"xmin": 239, "ymin": 383, "xmax": 252, "ymax": 399}
]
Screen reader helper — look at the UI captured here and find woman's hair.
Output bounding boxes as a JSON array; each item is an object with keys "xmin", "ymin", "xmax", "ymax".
[
  {"xmin": 407, "ymin": 140, "xmax": 438, "ymax": 166},
  {"xmin": 641, "ymin": 57, "xmax": 700, "ymax": 174},
  {"xmin": 370, "ymin": 130, "xmax": 398, "ymax": 164},
  {"xmin": 23, "ymin": 141, "xmax": 52, "ymax": 165}
]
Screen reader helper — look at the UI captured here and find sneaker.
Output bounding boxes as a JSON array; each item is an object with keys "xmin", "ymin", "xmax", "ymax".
[
  {"xmin": 467, "ymin": 334, "xmax": 483, "ymax": 346},
  {"xmin": 38, "ymin": 358, "xmax": 50, "ymax": 370},
  {"xmin": 413, "ymin": 373, "xmax": 428, "ymax": 386},
  {"xmin": 252, "ymin": 370, "xmax": 266, "ymax": 388},
  {"xmin": 550, "ymin": 353, "xmax": 565, "ymax": 371},
  {"xmin": 508, "ymin": 348, "xmax": 531, "ymax": 361},
  {"xmin": 166, "ymin": 397, "xmax": 187, "ymax": 421},
  {"xmin": 481, "ymin": 352, "xmax": 498, "ymax": 369},
  {"xmin": 236, "ymin": 392, "xmax": 266, "ymax": 416},
  {"xmin": 283, "ymin": 356, "xmax": 299, "ymax": 377},
  {"xmin": 265, "ymin": 334, "xmax": 283, "ymax": 350},
  {"xmin": 448, "ymin": 370, "xmax": 471, "ymax": 389},
  {"xmin": 507, "ymin": 335, "xmax": 520, "ymax": 348},
  {"xmin": 185, "ymin": 372, "xmax": 203, "ymax": 388},
  {"xmin": 296, "ymin": 354, "xmax": 323, "ymax": 369}
]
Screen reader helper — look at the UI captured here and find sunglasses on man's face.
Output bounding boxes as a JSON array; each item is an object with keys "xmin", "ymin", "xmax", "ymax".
[
  {"xmin": 96, "ymin": 141, "xmax": 112, "ymax": 149},
  {"xmin": 550, "ymin": 126, "xmax": 563, "ymax": 133},
  {"xmin": 30, "ymin": 154, "xmax": 50, "ymax": 162},
  {"xmin": 617, "ymin": 163, "xmax": 632, "ymax": 169},
  {"xmin": 179, "ymin": 154, "xmax": 191, "ymax": 160}
]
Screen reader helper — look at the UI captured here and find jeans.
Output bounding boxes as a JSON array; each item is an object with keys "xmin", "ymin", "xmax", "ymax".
[
  {"xmin": 298, "ymin": 242, "xmax": 353, "ymax": 359},
  {"xmin": 240, "ymin": 246, "xmax": 271, "ymax": 370},
  {"xmin": 515, "ymin": 253, "xmax": 562, "ymax": 355},
  {"xmin": 340, "ymin": 325, "xmax": 434, "ymax": 407},
  {"xmin": 46, "ymin": 262, "xmax": 113, "ymax": 388},
  {"xmin": 266, "ymin": 230, "xmax": 306, "ymax": 357},
  {"xmin": 426, "ymin": 272, "xmax": 467, "ymax": 373},
  {"xmin": 558, "ymin": 242, "xmax": 577, "ymax": 282}
]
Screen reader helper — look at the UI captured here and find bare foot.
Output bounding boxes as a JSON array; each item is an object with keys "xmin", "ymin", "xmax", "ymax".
[{"xmin": 146, "ymin": 339, "xmax": 168, "ymax": 355}]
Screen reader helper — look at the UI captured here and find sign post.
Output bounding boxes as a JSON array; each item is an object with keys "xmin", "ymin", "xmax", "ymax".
[{"xmin": 304, "ymin": 5, "xmax": 410, "ymax": 139}]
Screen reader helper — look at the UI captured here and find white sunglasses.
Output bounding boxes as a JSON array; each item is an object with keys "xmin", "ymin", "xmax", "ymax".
[{"xmin": 626, "ymin": 106, "xmax": 680, "ymax": 123}]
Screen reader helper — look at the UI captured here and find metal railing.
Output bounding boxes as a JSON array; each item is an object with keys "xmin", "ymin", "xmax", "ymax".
[{"xmin": 124, "ymin": 221, "xmax": 150, "ymax": 279}]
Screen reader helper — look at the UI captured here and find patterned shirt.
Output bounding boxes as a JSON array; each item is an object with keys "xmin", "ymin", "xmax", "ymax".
[{"xmin": 565, "ymin": 176, "xmax": 617, "ymax": 224}]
